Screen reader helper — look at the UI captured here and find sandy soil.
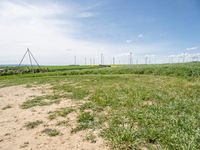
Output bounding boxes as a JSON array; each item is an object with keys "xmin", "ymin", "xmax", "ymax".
[{"xmin": 0, "ymin": 85, "xmax": 109, "ymax": 150}]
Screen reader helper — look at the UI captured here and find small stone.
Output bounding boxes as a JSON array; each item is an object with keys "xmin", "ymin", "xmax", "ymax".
[
  {"xmin": 4, "ymin": 133, "xmax": 11, "ymax": 136},
  {"xmin": 24, "ymin": 141, "xmax": 29, "ymax": 145}
]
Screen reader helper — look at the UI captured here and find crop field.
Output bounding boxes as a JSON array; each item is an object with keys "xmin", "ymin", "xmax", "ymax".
[{"xmin": 0, "ymin": 62, "xmax": 200, "ymax": 150}]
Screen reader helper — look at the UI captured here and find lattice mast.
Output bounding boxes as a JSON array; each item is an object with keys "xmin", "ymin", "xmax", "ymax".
[{"xmin": 18, "ymin": 48, "xmax": 40, "ymax": 67}]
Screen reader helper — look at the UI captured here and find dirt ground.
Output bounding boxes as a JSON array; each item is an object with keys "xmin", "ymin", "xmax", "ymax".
[{"xmin": 0, "ymin": 85, "xmax": 109, "ymax": 150}]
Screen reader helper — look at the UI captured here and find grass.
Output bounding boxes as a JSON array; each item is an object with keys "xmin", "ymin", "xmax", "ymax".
[
  {"xmin": 21, "ymin": 94, "xmax": 62, "ymax": 109},
  {"xmin": 79, "ymin": 102, "xmax": 103, "ymax": 112},
  {"xmin": 84, "ymin": 133, "xmax": 97, "ymax": 143},
  {"xmin": 52, "ymin": 84, "xmax": 89, "ymax": 100},
  {"xmin": 42, "ymin": 128, "xmax": 61, "ymax": 136},
  {"xmin": 0, "ymin": 65, "xmax": 106, "ymax": 76},
  {"xmin": 24, "ymin": 120, "xmax": 43, "ymax": 129},
  {"xmin": 1, "ymin": 63, "xmax": 200, "ymax": 149},
  {"xmin": 72, "ymin": 112, "xmax": 95, "ymax": 133},
  {"xmin": 48, "ymin": 107, "xmax": 74, "ymax": 120},
  {"xmin": 71, "ymin": 88, "xmax": 89, "ymax": 100},
  {"xmin": 56, "ymin": 120, "xmax": 69, "ymax": 126}
]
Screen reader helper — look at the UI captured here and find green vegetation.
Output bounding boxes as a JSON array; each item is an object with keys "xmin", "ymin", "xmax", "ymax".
[
  {"xmin": 48, "ymin": 107, "xmax": 74, "ymax": 120},
  {"xmin": 84, "ymin": 133, "xmax": 97, "ymax": 143},
  {"xmin": 21, "ymin": 94, "xmax": 62, "ymax": 109},
  {"xmin": 1, "ymin": 62, "xmax": 200, "ymax": 78},
  {"xmin": 71, "ymin": 88, "xmax": 89, "ymax": 100},
  {"xmin": 52, "ymin": 84, "xmax": 89, "ymax": 100},
  {"xmin": 80, "ymin": 102, "xmax": 103, "ymax": 112},
  {"xmin": 0, "ymin": 65, "xmax": 108, "ymax": 76},
  {"xmin": 56, "ymin": 120, "xmax": 69, "ymax": 126},
  {"xmin": 42, "ymin": 128, "xmax": 61, "ymax": 136},
  {"xmin": 24, "ymin": 120, "xmax": 43, "ymax": 129},
  {"xmin": 72, "ymin": 112, "xmax": 95, "ymax": 133},
  {"xmin": 1, "ymin": 62, "xmax": 200, "ymax": 149}
]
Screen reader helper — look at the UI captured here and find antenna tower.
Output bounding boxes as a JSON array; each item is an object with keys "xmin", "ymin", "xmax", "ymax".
[{"xmin": 18, "ymin": 48, "xmax": 40, "ymax": 67}]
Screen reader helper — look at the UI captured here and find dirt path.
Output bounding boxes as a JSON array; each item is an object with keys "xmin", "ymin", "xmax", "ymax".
[{"xmin": 0, "ymin": 85, "xmax": 109, "ymax": 150}]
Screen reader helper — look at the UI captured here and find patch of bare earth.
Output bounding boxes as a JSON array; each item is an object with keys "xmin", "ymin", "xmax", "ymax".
[
  {"xmin": 0, "ymin": 85, "xmax": 109, "ymax": 150},
  {"xmin": 142, "ymin": 100, "xmax": 156, "ymax": 106}
]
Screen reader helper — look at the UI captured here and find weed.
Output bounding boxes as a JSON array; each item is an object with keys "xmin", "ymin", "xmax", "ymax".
[
  {"xmin": 24, "ymin": 120, "xmax": 43, "ymax": 129},
  {"xmin": 71, "ymin": 88, "xmax": 89, "ymax": 100},
  {"xmin": 21, "ymin": 94, "xmax": 61, "ymax": 109},
  {"xmin": 84, "ymin": 133, "xmax": 96, "ymax": 143},
  {"xmin": 72, "ymin": 112, "xmax": 95, "ymax": 133},
  {"xmin": 56, "ymin": 120, "xmax": 69, "ymax": 126},
  {"xmin": 52, "ymin": 84, "xmax": 89, "ymax": 100},
  {"xmin": 48, "ymin": 107, "xmax": 74, "ymax": 120},
  {"xmin": 42, "ymin": 128, "xmax": 60, "ymax": 137},
  {"xmin": 80, "ymin": 102, "xmax": 103, "ymax": 112}
]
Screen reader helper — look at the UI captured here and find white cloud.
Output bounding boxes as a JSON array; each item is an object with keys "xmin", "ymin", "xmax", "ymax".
[
  {"xmin": 126, "ymin": 40, "xmax": 133, "ymax": 44},
  {"xmin": 0, "ymin": 1, "xmax": 66, "ymax": 21},
  {"xmin": 186, "ymin": 46, "xmax": 198, "ymax": 51},
  {"xmin": 138, "ymin": 34, "xmax": 143, "ymax": 38},
  {"xmin": 0, "ymin": 1, "xmax": 175, "ymax": 65},
  {"xmin": 78, "ymin": 11, "xmax": 95, "ymax": 18}
]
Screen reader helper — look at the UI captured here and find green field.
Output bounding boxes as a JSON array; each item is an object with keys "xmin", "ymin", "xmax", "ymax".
[{"xmin": 0, "ymin": 63, "xmax": 200, "ymax": 149}]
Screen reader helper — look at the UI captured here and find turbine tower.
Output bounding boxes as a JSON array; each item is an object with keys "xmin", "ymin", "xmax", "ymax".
[
  {"xmin": 129, "ymin": 52, "xmax": 133, "ymax": 64},
  {"xmin": 101, "ymin": 53, "xmax": 104, "ymax": 65},
  {"xmin": 113, "ymin": 57, "xmax": 115, "ymax": 65}
]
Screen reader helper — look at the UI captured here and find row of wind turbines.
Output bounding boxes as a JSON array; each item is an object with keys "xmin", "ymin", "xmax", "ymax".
[
  {"xmin": 18, "ymin": 48, "xmax": 200, "ymax": 66},
  {"xmin": 72, "ymin": 52, "xmax": 200, "ymax": 65}
]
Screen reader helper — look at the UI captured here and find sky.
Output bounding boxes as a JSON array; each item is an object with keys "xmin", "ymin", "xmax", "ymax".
[{"xmin": 0, "ymin": 0, "xmax": 200, "ymax": 65}]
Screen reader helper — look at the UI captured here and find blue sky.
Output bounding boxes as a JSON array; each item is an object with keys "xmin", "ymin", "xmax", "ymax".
[{"xmin": 0, "ymin": 0, "xmax": 199, "ymax": 65}]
